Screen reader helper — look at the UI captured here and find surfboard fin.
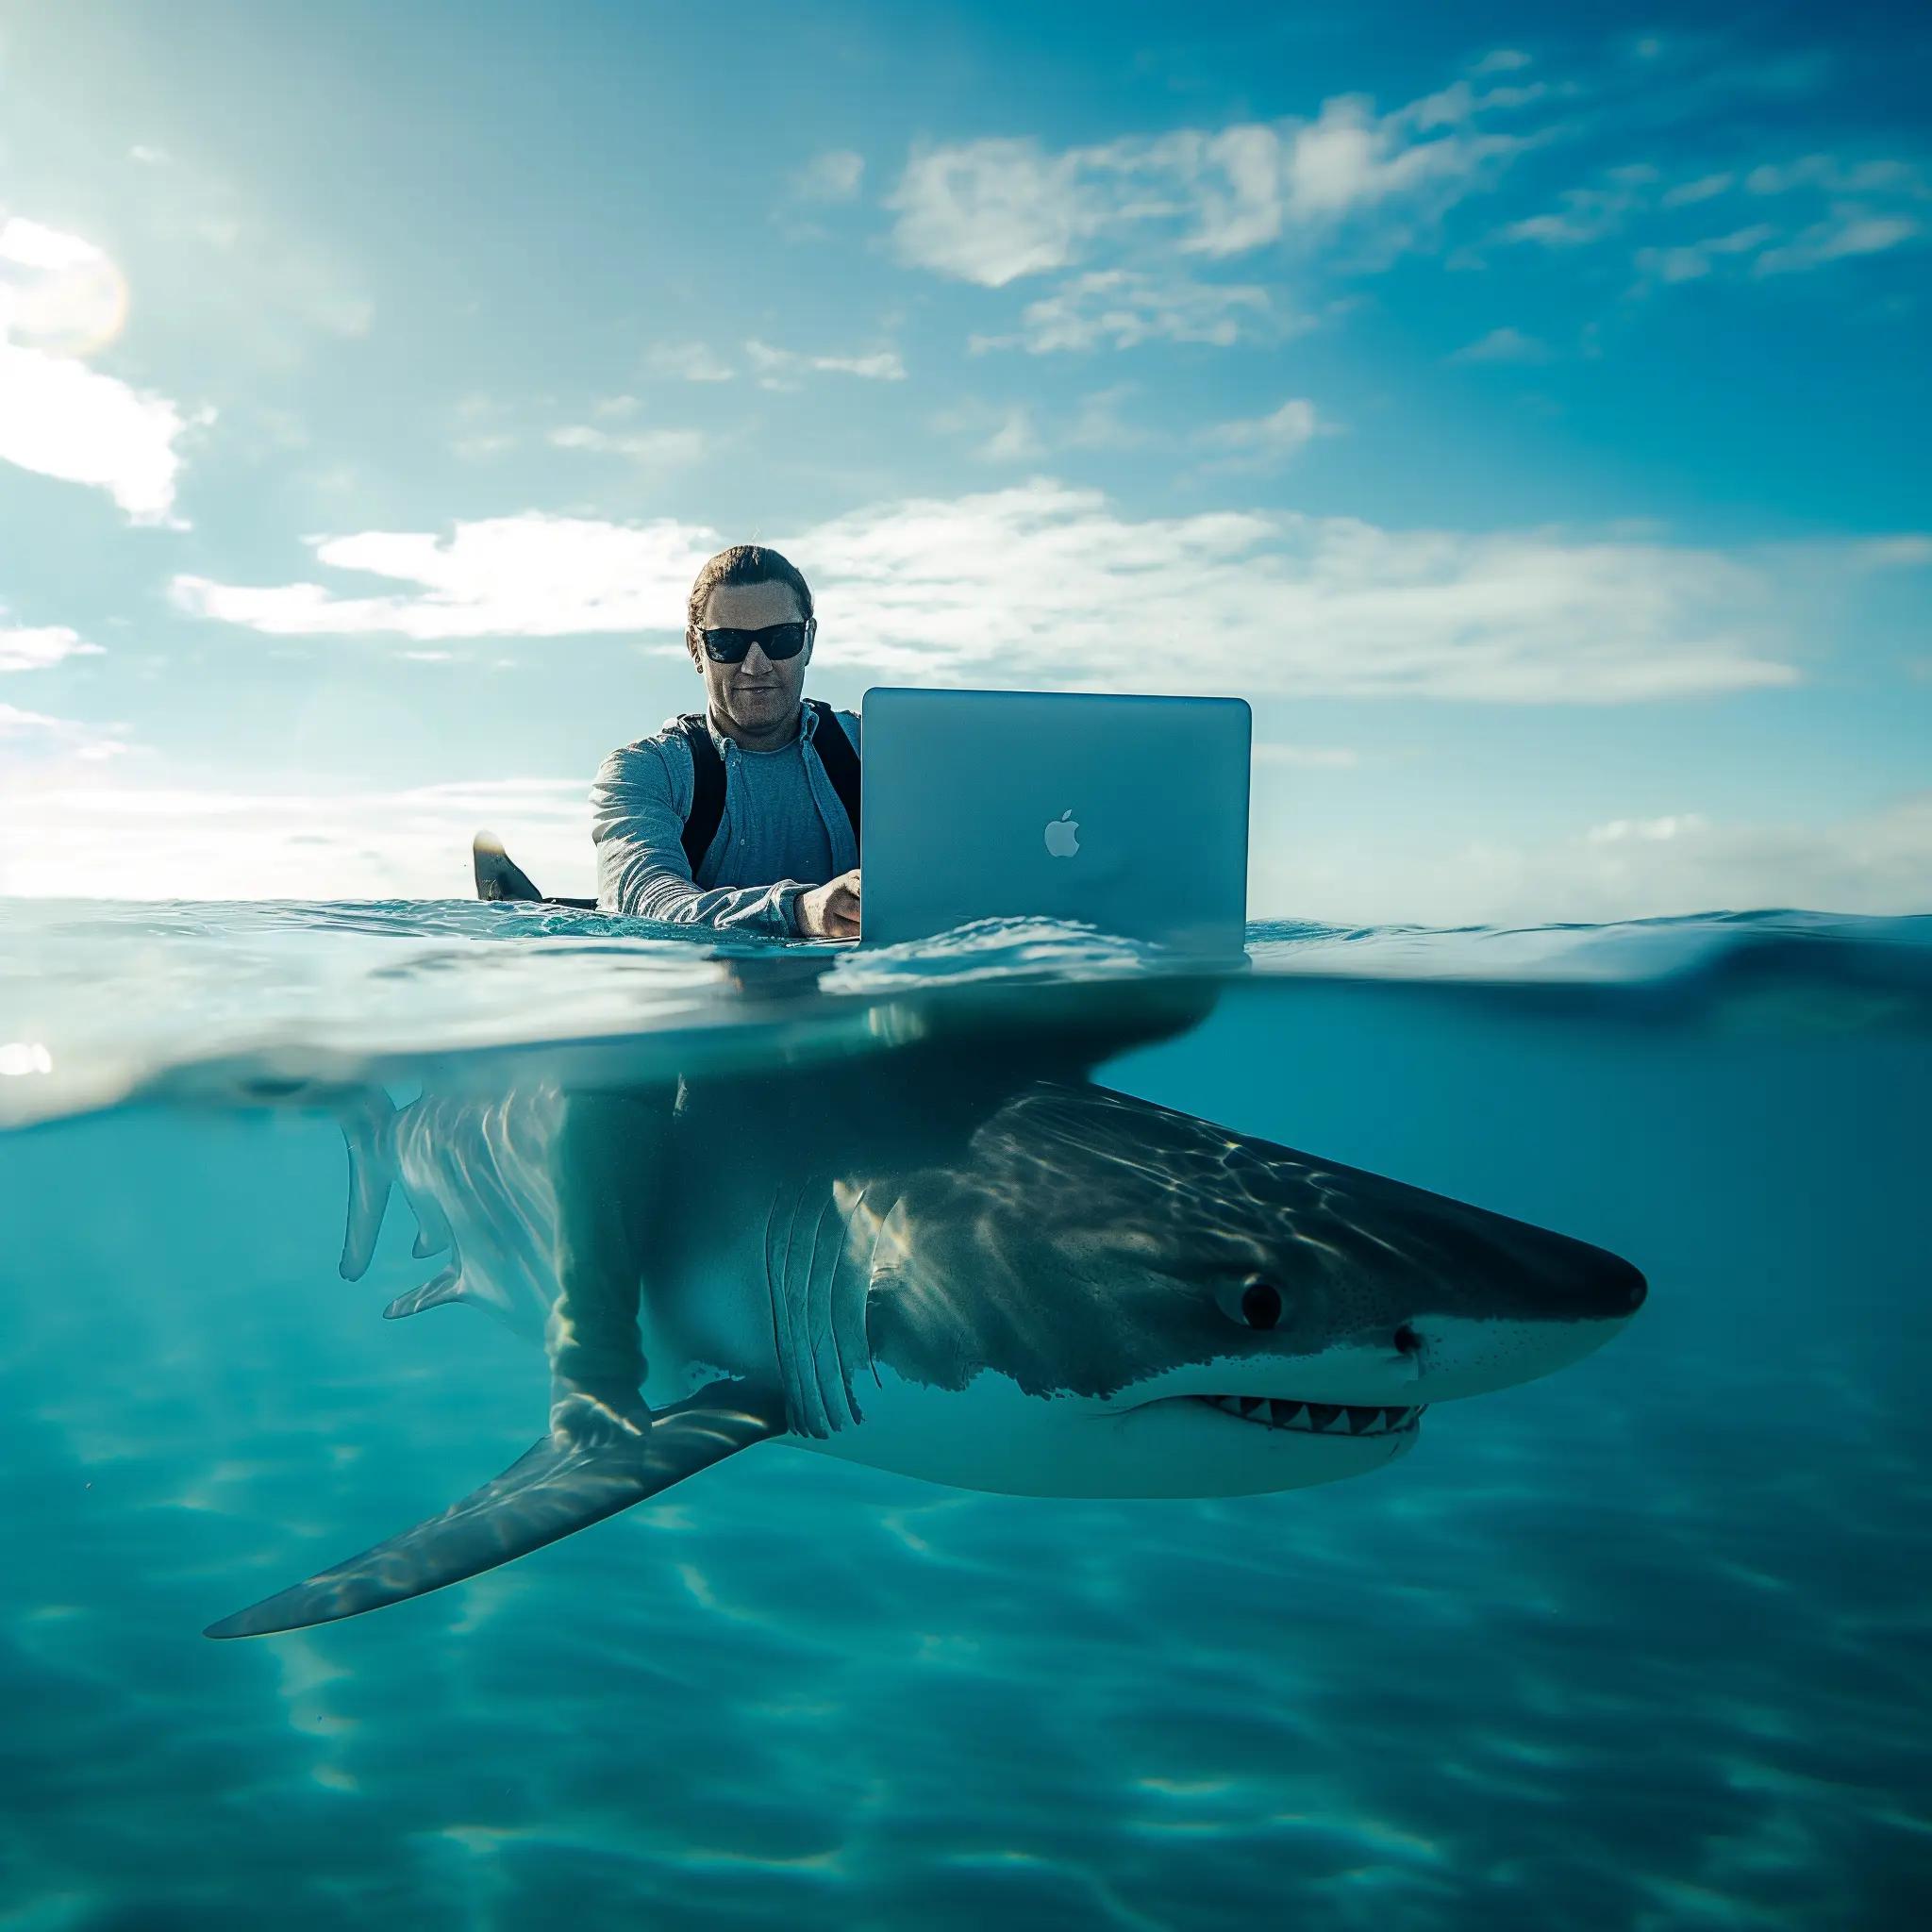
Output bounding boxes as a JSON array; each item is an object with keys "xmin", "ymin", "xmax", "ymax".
[
  {"xmin": 473, "ymin": 830, "xmax": 543, "ymax": 902},
  {"xmin": 473, "ymin": 831, "xmax": 597, "ymax": 909},
  {"xmin": 204, "ymin": 1384, "xmax": 783, "ymax": 1639}
]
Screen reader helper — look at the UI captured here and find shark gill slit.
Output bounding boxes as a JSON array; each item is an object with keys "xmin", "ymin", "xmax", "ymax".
[
  {"xmin": 827, "ymin": 1182, "xmax": 874, "ymax": 1419},
  {"xmin": 760, "ymin": 1185, "xmax": 808, "ymax": 1437},
  {"xmin": 791, "ymin": 1180, "xmax": 837, "ymax": 1440},
  {"xmin": 802, "ymin": 1183, "xmax": 843, "ymax": 1433},
  {"xmin": 805, "ymin": 1183, "xmax": 860, "ymax": 1431},
  {"xmin": 777, "ymin": 1178, "xmax": 834, "ymax": 1440}
]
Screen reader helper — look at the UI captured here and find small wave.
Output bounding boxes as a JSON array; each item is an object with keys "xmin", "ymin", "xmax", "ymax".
[
  {"xmin": 822, "ymin": 915, "xmax": 1218, "ymax": 992},
  {"xmin": 1, "ymin": 901, "xmax": 1926, "ymax": 1131}
]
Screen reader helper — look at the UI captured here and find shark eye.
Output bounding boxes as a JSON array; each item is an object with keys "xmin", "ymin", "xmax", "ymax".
[{"xmin": 1239, "ymin": 1277, "xmax": 1283, "ymax": 1330}]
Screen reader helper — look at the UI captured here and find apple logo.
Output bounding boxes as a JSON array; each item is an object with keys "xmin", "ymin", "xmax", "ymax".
[{"xmin": 1043, "ymin": 808, "xmax": 1080, "ymax": 858}]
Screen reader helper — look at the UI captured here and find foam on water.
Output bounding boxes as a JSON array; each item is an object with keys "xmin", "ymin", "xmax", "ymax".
[{"xmin": 0, "ymin": 902, "xmax": 1927, "ymax": 1928}]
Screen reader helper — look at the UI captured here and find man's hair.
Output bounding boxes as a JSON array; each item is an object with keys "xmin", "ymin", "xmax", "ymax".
[{"xmin": 685, "ymin": 544, "xmax": 814, "ymax": 660}]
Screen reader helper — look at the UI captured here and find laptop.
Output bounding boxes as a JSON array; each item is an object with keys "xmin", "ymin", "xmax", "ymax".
[{"xmin": 859, "ymin": 687, "xmax": 1250, "ymax": 955}]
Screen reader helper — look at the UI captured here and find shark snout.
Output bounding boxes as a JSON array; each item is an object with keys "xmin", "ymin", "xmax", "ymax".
[
  {"xmin": 1599, "ymin": 1249, "xmax": 1649, "ymax": 1318},
  {"xmin": 1398, "ymin": 1231, "xmax": 1646, "ymax": 1403},
  {"xmin": 1538, "ymin": 1233, "xmax": 1647, "ymax": 1322}
]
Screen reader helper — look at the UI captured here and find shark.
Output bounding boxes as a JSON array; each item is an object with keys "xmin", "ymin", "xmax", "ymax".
[{"xmin": 207, "ymin": 994, "xmax": 1646, "ymax": 1639}]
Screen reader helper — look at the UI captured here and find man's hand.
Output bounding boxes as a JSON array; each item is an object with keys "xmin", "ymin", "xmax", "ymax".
[
  {"xmin": 796, "ymin": 868, "xmax": 861, "ymax": 941},
  {"xmin": 550, "ymin": 1373, "xmax": 651, "ymax": 1451}
]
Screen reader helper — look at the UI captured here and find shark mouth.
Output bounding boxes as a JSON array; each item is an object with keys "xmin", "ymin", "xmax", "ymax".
[{"xmin": 1193, "ymin": 1396, "xmax": 1425, "ymax": 1437}]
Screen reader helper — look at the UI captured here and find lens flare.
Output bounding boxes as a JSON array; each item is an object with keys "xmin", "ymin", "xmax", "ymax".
[{"xmin": 0, "ymin": 216, "xmax": 131, "ymax": 357}]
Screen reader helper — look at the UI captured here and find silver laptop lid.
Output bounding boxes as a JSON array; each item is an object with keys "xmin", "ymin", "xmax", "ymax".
[{"xmin": 859, "ymin": 688, "xmax": 1250, "ymax": 955}]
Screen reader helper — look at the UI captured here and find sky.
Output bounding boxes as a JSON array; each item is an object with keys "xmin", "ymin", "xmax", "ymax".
[{"xmin": 0, "ymin": 0, "xmax": 1926, "ymax": 922}]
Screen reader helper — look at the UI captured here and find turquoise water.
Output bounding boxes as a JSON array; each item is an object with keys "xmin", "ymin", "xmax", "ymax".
[{"xmin": 1, "ymin": 905, "xmax": 1928, "ymax": 1929}]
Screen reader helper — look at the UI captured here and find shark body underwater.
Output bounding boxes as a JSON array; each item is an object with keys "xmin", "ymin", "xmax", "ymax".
[{"xmin": 207, "ymin": 992, "xmax": 1647, "ymax": 1639}]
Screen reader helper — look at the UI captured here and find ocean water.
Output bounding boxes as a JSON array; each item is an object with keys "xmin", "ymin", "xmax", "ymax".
[{"xmin": 1, "ymin": 903, "xmax": 1928, "ymax": 1931}]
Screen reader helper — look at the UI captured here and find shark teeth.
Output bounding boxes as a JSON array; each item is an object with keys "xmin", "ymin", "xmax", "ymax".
[{"xmin": 1203, "ymin": 1397, "xmax": 1424, "ymax": 1436}]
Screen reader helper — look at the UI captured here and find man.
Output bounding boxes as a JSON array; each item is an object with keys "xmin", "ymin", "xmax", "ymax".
[
  {"xmin": 591, "ymin": 543, "xmax": 862, "ymax": 939},
  {"xmin": 548, "ymin": 544, "xmax": 860, "ymax": 1447}
]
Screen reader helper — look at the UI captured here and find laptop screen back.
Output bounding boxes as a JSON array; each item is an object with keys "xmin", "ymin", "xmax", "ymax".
[{"xmin": 859, "ymin": 688, "xmax": 1250, "ymax": 955}]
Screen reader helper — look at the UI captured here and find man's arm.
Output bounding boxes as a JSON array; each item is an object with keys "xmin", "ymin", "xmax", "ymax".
[{"xmin": 591, "ymin": 741, "xmax": 807, "ymax": 933}]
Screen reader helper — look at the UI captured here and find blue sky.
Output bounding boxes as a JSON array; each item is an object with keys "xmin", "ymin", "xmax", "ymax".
[{"xmin": 1, "ymin": 0, "xmax": 1926, "ymax": 918}]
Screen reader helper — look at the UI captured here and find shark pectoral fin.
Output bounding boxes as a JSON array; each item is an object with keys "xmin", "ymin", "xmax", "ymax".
[
  {"xmin": 336, "ymin": 1091, "xmax": 398, "ymax": 1282},
  {"xmin": 383, "ymin": 1266, "xmax": 464, "ymax": 1321},
  {"xmin": 204, "ymin": 1383, "xmax": 782, "ymax": 1641},
  {"xmin": 409, "ymin": 1192, "xmax": 453, "ymax": 1259}
]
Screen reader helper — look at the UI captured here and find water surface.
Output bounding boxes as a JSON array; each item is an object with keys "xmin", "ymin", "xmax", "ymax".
[{"xmin": 1, "ymin": 904, "xmax": 1926, "ymax": 1929}]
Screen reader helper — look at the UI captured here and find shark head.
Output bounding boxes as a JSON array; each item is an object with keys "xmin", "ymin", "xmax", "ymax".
[{"xmin": 854, "ymin": 1083, "xmax": 1646, "ymax": 1497}]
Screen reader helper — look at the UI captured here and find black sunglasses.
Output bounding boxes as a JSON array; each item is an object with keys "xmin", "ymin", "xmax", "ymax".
[{"xmin": 699, "ymin": 620, "xmax": 812, "ymax": 664}]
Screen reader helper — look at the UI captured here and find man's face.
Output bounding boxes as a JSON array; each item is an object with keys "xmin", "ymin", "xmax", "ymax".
[{"xmin": 695, "ymin": 579, "xmax": 812, "ymax": 741}]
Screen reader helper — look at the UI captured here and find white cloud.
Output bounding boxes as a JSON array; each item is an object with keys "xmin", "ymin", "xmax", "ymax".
[
  {"xmin": 0, "ymin": 624, "xmax": 103, "ymax": 673},
  {"xmin": 1473, "ymin": 49, "xmax": 1532, "ymax": 75},
  {"xmin": 1851, "ymin": 534, "xmax": 1932, "ymax": 569},
  {"xmin": 1584, "ymin": 813, "xmax": 1706, "ymax": 844},
  {"xmin": 1, "ymin": 701, "xmax": 70, "ymax": 737},
  {"xmin": 173, "ymin": 513, "xmax": 720, "ymax": 641},
  {"xmin": 0, "ymin": 215, "xmax": 207, "ymax": 524},
  {"xmin": 1754, "ymin": 209, "xmax": 1924, "ymax": 275},
  {"xmin": 791, "ymin": 149, "xmax": 865, "ymax": 203},
  {"xmin": 1256, "ymin": 742, "xmax": 1360, "ymax": 769},
  {"xmin": 1498, "ymin": 151, "xmax": 1928, "ymax": 289},
  {"xmin": 1661, "ymin": 172, "xmax": 1734, "ymax": 208},
  {"xmin": 795, "ymin": 484, "xmax": 1803, "ymax": 700},
  {"xmin": 1275, "ymin": 91, "xmax": 1533, "ymax": 227},
  {"xmin": 452, "ymin": 432, "xmax": 517, "ymax": 461},
  {"xmin": 0, "ymin": 339, "xmax": 205, "ymax": 524},
  {"xmin": 888, "ymin": 80, "xmax": 1541, "ymax": 288},
  {"xmin": 888, "ymin": 139, "xmax": 1103, "ymax": 286},
  {"xmin": 1743, "ymin": 156, "xmax": 1924, "ymax": 197},
  {"xmin": 1255, "ymin": 793, "xmax": 1932, "ymax": 924},
  {"xmin": 1499, "ymin": 182, "xmax": 1644, "ymax": 247},
  {"xmin": 0, "ymin": 777, "xmax": 595, "ymax": 901},
  {"xmin": 1195, "ymin": 396, "xmax": 1324, "ymax": 471},
  {"xmin": 1448, "ymin": 325, "xmax": 1552, "ymax": 363},
  {"xmin": 646, "ymin": 341, "xmax": 736, "ymax": 382},
  {"xmin": 743, "ymin": 339, "xmax": 906, "ymax": 388},
  {"xmin": 172, "ymin": 484, "xmax": 1894, "ymax": 705},
  {"xmin": 1635, "ymin": 224, "xmax": 1777, "ymax": 283},
  {"xmin": 936, "ymin": 394, "xmax": 1129, "ymax": 461},
  {"xmin": 1484, "ymin": 796, "xmax": 1932, "ymax": 921},
  {"xmin": 977, "ymin": 408, "xmax": 1042, "ymax": 463},
  {"xmin": 547, "ymin": 423, "xmax": 706, "ymax": 463},
  {"xmin": 0, "ymin": 701, "xmax": 127, "ymax": 761},
  {"xmin": 971, "ymin": 270, "xmax": 1278, "ymax": 354}
]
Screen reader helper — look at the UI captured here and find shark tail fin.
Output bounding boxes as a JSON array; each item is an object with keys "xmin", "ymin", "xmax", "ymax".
[
  {"xmin": 205, "ymin": 1384, "xmax": 782, "ymax": 1640},
  {"xmin": 337, "ymin": 1091, "xmax": 398, "ymax": 1282},
  {"xmin": 384, "ymin": 1266, "xmax": 464, "ymax": 1321}
]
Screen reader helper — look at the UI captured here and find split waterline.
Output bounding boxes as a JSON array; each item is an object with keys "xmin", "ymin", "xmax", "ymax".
[{"xmin": 0, "ymin": 904, "xmax": 1926, "ymax": 1927}]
